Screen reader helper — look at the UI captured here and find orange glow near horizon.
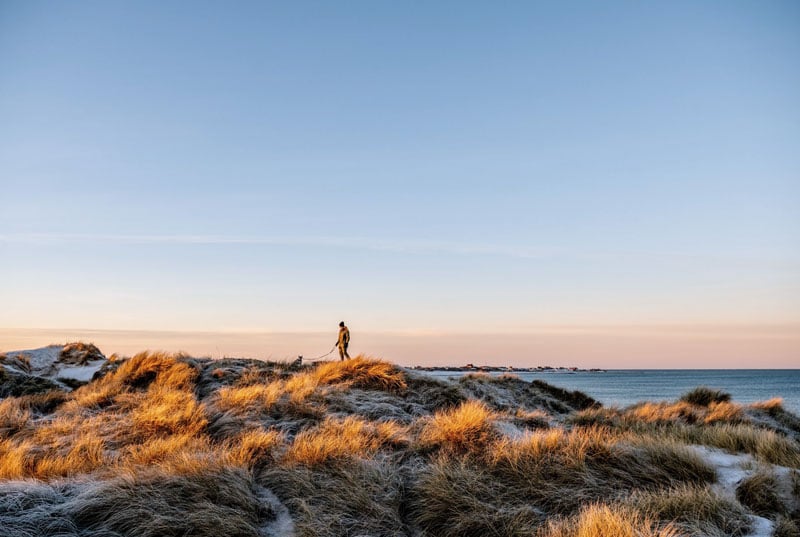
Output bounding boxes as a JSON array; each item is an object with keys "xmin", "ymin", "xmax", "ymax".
[{"xmin": 1, "ymin": 325, "xmax": 798, "ymax": 369}]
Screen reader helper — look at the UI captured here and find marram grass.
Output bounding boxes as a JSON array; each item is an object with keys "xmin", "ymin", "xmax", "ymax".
[{"xmin": 0, "ymin": 349, "xmax": 798, "ymax": 536}]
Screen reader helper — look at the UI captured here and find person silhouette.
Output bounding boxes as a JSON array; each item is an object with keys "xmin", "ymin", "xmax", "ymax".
[{"xmin": 336, "ymin": 321, "xmax": 351, "ymax": 360}]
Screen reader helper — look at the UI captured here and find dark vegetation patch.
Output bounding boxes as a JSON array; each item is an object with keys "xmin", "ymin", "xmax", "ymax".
[
  {"xmin": 0, "ymin": 467, "xmax": 275, "ymax": 537},
  {"xmin": 56, "ymin": 377, "xmax": 88, "ymax": 390},
  {"xmin": 735, "ymin": 471, "xmax": 785, "ymax": 518},
  {"xmin": 0, "ymin": 367, "xmax": 64, "ymax": 397},
  {"xmin": 14, "ymin": 390, "xmax": 68, "ymax": 415},
  {"xmin": 59, "ymin": 341, "xmax": 105, "ymax": 364},
  {"xmin": 530, "ymin": 379, "xmax": 599, "ymax": 411},
  {"xmin": 403, "ymin": 373, "xmax": 466, "ymax": 412},
  {"xmin": 680, "ymin": 386, "xmax": 732, "ymax": 407},
  {"xmin": 775, "ymin": 516, "xmax": 800, "ymax": 537},
  {"xmin": 260, "ymin": 459, "xmax": 406, "ymax": 537}
]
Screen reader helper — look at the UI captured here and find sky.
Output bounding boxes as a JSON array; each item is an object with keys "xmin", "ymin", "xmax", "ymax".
[{"xmin": 1, "ymin": 1, "xmax": 798, "ymax": 367}]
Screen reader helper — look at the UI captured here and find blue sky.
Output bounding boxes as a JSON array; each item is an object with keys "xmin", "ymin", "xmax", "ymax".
[{"xmin": 1, "ymin": 2, "xmax": 798, "ymax": 365}]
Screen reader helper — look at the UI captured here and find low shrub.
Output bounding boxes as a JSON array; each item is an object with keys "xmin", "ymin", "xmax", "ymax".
[
  {"xmin": 531, "ymin": 380, "xmax": 599, "ymax": 411},
  {"xmin": 680, "ymin": 387, "xmax": 732, "ymax": 407},
  {"xmin": 735, "ymin": 470, "xmax": 784, "ymax": 517}
]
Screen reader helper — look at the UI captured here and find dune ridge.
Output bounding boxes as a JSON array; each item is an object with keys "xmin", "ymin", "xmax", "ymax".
[{"xmin": 0, "ymin": 345, "xmax": 798, "ymax": 536}]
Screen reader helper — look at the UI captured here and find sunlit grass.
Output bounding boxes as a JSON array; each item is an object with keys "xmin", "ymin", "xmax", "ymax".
[
  {"xmin": 418, "ymin": 399, "xmax": 497, "ymax": 453},
  {"xmin": 0, "ymin": 351, "xmax": 797, "ymax": 537},
  {"xmin": 631, "ymin": 484, "xmax": 751, "ymax": 536},
  {"xmin": 536, "ymin": 504, "xmax": 681, "ymax": 537},
  {"xmin": 285, "ymin": 415, "xmax": 407, "ymax": 465}
]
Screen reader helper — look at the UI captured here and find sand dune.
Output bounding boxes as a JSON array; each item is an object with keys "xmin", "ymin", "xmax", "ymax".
[{"xmin": 0, "ymin": 344, "xmax": 798, "ymax": 536}]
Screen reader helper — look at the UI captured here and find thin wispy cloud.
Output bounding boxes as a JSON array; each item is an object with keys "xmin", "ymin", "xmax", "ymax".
[
  {"xmin": 1, "ymin": 232, "xmax": 797, "ymax": 270},
  {"xmin": 0, "ymin": 232, "xmax": 555, "ymax": 259}
]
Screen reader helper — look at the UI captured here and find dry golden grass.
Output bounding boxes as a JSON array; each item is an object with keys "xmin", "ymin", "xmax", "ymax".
[
  {"xmin": 704, "ymin": 401, "xmax": 745, "ymax": 424},
  {"xmin": 119, "ymin": 351, "xmax": 198, "ymax": 390},
  {"xmin": 625, "ymin": 400, "xmax": 744, "ymax": 426},
  {"xmin": 624, "ymin": 435, "xmax": 717, "ymax": 484},
  {"xmin": 122, "ymin": 433, "xmax": 212, "ymax": 468},
  {"xmin": 1, "ymin": 352, "xmax": 797, "ymax": 537},
  {"xmin": 59, "ymin": 341, "xmax": 104, "ymax": 364},
  {"xmin": 0, "ymin": 433, "xmax": 108, "ymax": 479},
  {"xmin": 283, "ymin": 372, "xmax": 319, "ymax": 403},
  {"xmin": 574, "ymin": 398, "xmax": 748, "ymax": 428},
  {"xmin": 418, "ymin": 399, "xmax": 497, "ymax": 453},
  {"xmin": 313, "ymin": 356, "xmax": 407, "ymax": 392},
  {"xmin": 629, "ymin": 401, "xmax": 700, "ymax": 424},
  {"xmin": 223, "ymin": 428, "xmax": 284, "ymax": 467},
  {"xmin": 65, "ymin": 382, "xmax": 118, "ymax": 410},
  {"xmin": 79, "ymin": 351, "xmax": 198, "ymax": 401},
  {"xmin": 217, "ymin": 380, "xmax": 284, "ymax": 412},
  {"xmin": 491, "ymin": 427, "xmax": 615, "ymax": 469},
  {"xmin": 130, "ymin": 387, "xmax": 208, "ymax": 437},
  {"xmin": 0, "ymin": 397, "xmax": 30, "ymax": 437},
  {"xmin": 285, "ymin": 416, "xmax": 407, "ymax": 465},
  {"xmin": 572, "ymin": 402, "xmax": 800, "ymax": 467},
  {"xmin": 493, "ymin": 427, "xmax": 714, "ymax": 489},
  {"xmin": 211, "ymin": 356, "xmax": 407, "ymax": 424},
  {"xmin": 411, "ymin": 424, "xmax": 717, "ymax": 534},
  {"xmin": 32, "ymin": 435, "xmax": 108, "ymax": 477},
  {"xmin": 631, "ymin": 484, "xmax": 751, "ymax": 537},
  {"xmin": 0, "ymin": 438, "xmax": 35, "ymax": 478},
  {"xmin": 750, "ymin": 397, "xmax": 785, "ymax": 415},
  {"xmin": 0, "ymin": 352, "xmax": 216, "ymax": 480},
  {"xmin": 536, "ymin": 504, "xmax": 680, "ymax": 537},
  {"xmin": 673, "ymin": 423, "xmax": 800, "ymax": 467}
]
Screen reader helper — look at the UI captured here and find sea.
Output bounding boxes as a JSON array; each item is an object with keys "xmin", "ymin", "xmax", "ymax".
[{"xmin": 423, "ymin": 369, "xmax": 800, "ymax": 414}]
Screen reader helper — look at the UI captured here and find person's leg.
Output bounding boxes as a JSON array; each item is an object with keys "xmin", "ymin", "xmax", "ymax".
[
  {"xmin": 344, "ymin": 344, "xmax": 350, "ymax": 359},
  {"xmin": 338, "ymin": 345, "xmax": 345, "ymax": 360}
]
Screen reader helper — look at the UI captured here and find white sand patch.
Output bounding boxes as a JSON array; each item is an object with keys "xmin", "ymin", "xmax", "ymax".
[
  {"xmin": 495, "ymin": 420, "xmax": 526, "ymax": 440},
  {"xmin": 3, "ymin": 345, "xmax": 108, "ymax": 388},
  {"xmin": 690, "ymin": 446, "xmax": 775, "ymax": 537},
  {"xmin": 5, "ymin": 345, "xmax": 62, "ymax": 375},
  {"xmin": 749, "ymin": 515, "xmax": 774, "ymax": 537},
  {"xmin": 256, "ymin": 485, "xmax": 295, "ymax": 537},
  {"xmin": 56, "ymin": 360, "xmax": 106, "ymax": 382}
]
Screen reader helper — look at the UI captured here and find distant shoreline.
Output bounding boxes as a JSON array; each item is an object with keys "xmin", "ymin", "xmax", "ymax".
[{"xmin": 411, "ymin": 364, "xmax": 606, "ymax": 373}]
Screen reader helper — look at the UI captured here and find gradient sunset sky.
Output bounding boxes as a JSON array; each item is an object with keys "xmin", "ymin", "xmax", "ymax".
[{"xmin": 1, "ymin": 2, "xmax": 798, "ymax": 367}]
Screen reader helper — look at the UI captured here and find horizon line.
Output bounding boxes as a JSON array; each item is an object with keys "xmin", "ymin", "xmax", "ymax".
[{"xmin": 3, "ymin": 323, "xmax": 799, "ymax": 337}]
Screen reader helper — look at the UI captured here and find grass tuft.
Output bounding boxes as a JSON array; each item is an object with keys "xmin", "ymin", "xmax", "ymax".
[
  {"xmin": 536, "ymin": 504, "xmax": 680, "ymax": 537},
  {"xmin": 631, "ymin": 484, "xmax": 751, "ymax": 536},
  {"xmin": 285, "ymin": 416, "xmax": 407, "ymax": 465},
  {"xmin": 418, "ymin": 400, "xmax": 497, "ymax": 453},
  {"xmin": 313, "ymin": 355, "xmax": 407, "ymax": 393},
  {"xmin": 774, "ymin": 517, "xmax": 800, "ymax": 537},
  {"xmin": 680, "ymin": 386, "xmax": 732, "ymax": 407},
  {"xmin": 735, "ymin": 470, "xmax": 785, "ymax": 518}
]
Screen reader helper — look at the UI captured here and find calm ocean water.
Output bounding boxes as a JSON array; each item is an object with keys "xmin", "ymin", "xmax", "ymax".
[{"xmin": 423, "ymin": 369, "xmax": 800, "ymax": 413}]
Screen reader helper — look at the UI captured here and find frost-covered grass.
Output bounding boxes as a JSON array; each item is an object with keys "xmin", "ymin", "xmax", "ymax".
[{"xmin": 1, "ymin": 347, "xmax": 799, "ymax": 536}]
